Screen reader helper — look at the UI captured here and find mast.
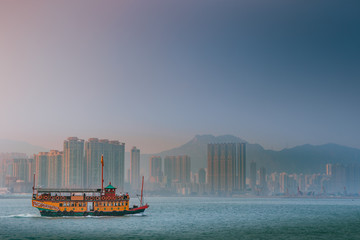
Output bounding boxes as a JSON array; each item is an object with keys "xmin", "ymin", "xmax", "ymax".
[
  {"xmin": 101, "ymin": 155, "xmax": 104, "ymax": 192},
  {"xmin": 140, "ymin": 176, "xmax": 144, "ymax": 206},
  {"xmin": 32, "ymin": 173, "xmax": 35, "ymax": 194}
]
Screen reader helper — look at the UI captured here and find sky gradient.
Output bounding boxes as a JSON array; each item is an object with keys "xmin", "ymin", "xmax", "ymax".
[{"xmin": 1, "ymin": 0, "xmax": 359, "ymax": 153}]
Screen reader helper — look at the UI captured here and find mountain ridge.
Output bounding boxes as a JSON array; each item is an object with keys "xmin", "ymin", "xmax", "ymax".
[
  {"xmin": 137, "ymin": 135, "xmax": 360, "ymax": 177},
  {"xmin": 0, "ymin": 139, "xmax": 48, "ymax": 156}
]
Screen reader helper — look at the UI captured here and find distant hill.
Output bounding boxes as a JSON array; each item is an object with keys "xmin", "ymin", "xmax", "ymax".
[
  {"xmin": 138, "ymin": 135, "xmax": 360, "ymax": 177},
  {"xmin": 252, "ymin": 143, "xmax": 360, "ymax": 174},
  {"xmin": 156, "ymin": 134, "xmax": 254, "ymax": 172},
  {"xmin": 0, "ymin": 139, "xmax": 48, "ymax": 156}
]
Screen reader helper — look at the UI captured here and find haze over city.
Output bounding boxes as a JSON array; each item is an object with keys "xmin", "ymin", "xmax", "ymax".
[{"xmin": 1, "ymin": 0, "xmax": 359, "ymax": 154}]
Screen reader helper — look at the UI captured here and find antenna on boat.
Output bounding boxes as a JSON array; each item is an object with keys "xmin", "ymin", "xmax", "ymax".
[
  {"xmin": 140, "ymin": 176, "xmax": 144, "ymax": 206},
  {"xmin": 101, "ymin": 155, "xmax": 104, "ymax": 193}
]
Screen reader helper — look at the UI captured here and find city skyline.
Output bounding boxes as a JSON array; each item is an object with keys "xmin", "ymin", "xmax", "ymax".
[
  {"xmin": 1, "ymin": 0, "xmax": 359, "ymax": 154},
  {"xmin": 3, "ymin": 137, "xmax": 360, "ymax": 197},
  {"xmin": 1, "ymin": 1, "xmax": 360, "ymax": 239}
]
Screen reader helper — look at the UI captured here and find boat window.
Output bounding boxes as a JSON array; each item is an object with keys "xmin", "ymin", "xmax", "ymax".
[
  {"xmin": 71, "ymin": 203, "xmax": 74, "ymax": 207},
  {"xmin": 95, "ymin": 203, "xmax": 98, "ymax": 207},
  {"xmin": 107, "ymin": 203, "xmax": 109, "ymax": 206},
  {"xmin": 59, "ymin": 203, "xmax": 63, "ymax": 207},
  {"xmin": 79, "ymin": 203, "xmax": 82, "ymax": 207}
]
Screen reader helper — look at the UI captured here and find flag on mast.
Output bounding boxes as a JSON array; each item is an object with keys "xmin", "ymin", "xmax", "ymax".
[{"xmin": 101, "ymin": 155, "xmax": 104, "ymax": 166}]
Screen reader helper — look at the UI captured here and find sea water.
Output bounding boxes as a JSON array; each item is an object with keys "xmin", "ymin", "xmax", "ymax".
[{"xmin": 1, "ymin": 196, "xmax": 360, "ymax": 239}]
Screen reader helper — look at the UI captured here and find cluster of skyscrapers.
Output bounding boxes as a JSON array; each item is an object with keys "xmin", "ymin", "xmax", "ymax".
[
  {"xmin": 145, "ymin": 143, "xmax": 245, "ymax": 195},
  {"xmin": 0, "ymin": 153, "xmax": 33, "ymax": 193},
  {"xmin": 249, "ymin": 163, "xmax": 360, "ymax": 196},
  {"xmin": 3, "ymin": 139, "xmax": 360, "ymax": 196},
  {"xmin": 207, "ymin": 143, "xmax": 246, "ymax": 194},
  {"xmin": 146, "ymin": 155, "xmax": 192, "ymax": 193},
  {"xmin": 33, "ymin": 137, "xmax": 125, "ymax": 190}
]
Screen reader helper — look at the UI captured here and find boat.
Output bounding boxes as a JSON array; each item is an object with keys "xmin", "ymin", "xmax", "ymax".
[{"xmin": 32, "ymin": 155, "xmax": 149, "ymax": 217}]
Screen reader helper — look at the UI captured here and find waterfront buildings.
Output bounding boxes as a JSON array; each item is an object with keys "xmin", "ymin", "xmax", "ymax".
[
  {"xmin": 149, "ymin": 156, "xmax": 162, "ymax": 183},
  {"xmin": 164, "ymin": 155, "xmax": 191, "ymax": 185},
  {"xmin": 250, "ymin": 161, "xmax": 256, "ymax": 190},
  {"xmin": 34, "ymin": 150, "xmax": 63, "ymax": 188},
  {"xmin": 35, "ymin": 152, "xmax": 50, "ymax": 187},
  {"xmin": 1, "ymin": 155, "xmax": 34, "ymax": 192},
  {"xmin": 259, "ymin": 167, "xmax": 266, "ymax": 189},
  {"xmin": 47, "ymin": 150, "xmax": 63, "ymax": 188},
  {"xmin": 198, "ymin": 168, "xmax": 206, "ymax": 184},
  {"xmin": 207, "ymin": 143, "xmax": 246, "ymax": 194},
  {"xmin": 85, "ymin": 138, "xmax": 125, "ymax": 190},
  {"xmin": 63, "ymin": 137, "xmax": 85, "ymax": 188},
  {"xmin": 130, "ymin": 147, "xmax": 140, "ymax": 190},
  {"xmin": 326, "ymin": 163, "xmax": 332, "ymax": 176}
]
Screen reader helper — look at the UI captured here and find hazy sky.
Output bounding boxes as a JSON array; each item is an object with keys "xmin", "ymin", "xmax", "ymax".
[{"xmin": 0, "ymin": 0, "xmax": 359, "ymax": 153}]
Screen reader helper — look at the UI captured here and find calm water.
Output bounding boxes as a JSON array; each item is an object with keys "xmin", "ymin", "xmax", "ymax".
[{"xmin": 1, "ymin": 196, "xmax": 360, "ymax": 239}]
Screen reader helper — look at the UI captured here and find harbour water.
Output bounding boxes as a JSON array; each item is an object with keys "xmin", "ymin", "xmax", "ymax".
[{"xmin": 1, "ymin": 196, "xmax": 360, "ymax": 239}]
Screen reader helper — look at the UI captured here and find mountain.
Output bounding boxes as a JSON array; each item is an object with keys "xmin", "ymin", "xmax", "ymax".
[
  {"xmin": 138, "ymin": 135, "xmax": 360, "ymax": 177},
  {"xmin": 0, "ymin": 139, "xmax": 48, "ymax": 156},
  {"xmin": 254, "ymin": 143, "xmax": 360, "ymax": 174},
  {"xmin": 156, "ymin": 135, "xmax": 253, "ymax": 172},
  {"xmin": 138, "ymin": 135, "xmax": 263, "ymax": 175}
]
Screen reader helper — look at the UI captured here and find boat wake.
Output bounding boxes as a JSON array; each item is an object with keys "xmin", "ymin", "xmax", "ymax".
[
  {"xmin": 1, "ymin": 213, "xmax": 40, "ymax": 218},
  {"xmin": 131, "ymin": 213, "xmax": 147, "ymax": 217}
]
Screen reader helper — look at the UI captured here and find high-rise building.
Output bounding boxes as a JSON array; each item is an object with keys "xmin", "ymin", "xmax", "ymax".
[
  {"xmin": 346, "ymin": 164, "xmax": 360, "ymax": 194},
  {"xmin": 3, "ymin": 157, "xmax": 34, "ymax": 185},
  {"xmin": 332, "ymin": 164, "xmax": 346, "ymax": 193},
  {"xmin": 207, "ymin": 143, "xmax": 246, "ymax": 194},
  {"xmin": 107, "ymin": 140, "xmax": 125, "ymax": 191},
  {"xmin": 48, "ymin": 150, "xmax": 63, "ymax": 188},
  {"xmin": 130, "ymin": 147, "xmax": 140, "ymax": 190},
  {"xmin": 250, "ymin": 161, "xmax": 257, "ymax": 190},
  {"xmin": 198, "ymin": 168, "xmax": 206, "ymax": 184},
  {"xmin": 259, "ymin": 167, "xmax": 266, "ymax": 189},
  {"xmin": 0, "ymin": 156, "xmax": 34, "ymax": 192},
  {"xmin": 127, "ymin": 168, "xmax": 130, "ymax": 183},
  {"xmin": 279, "ymin": 172, "xmax": 288, "ymax": 194},
  {"xmin": 164, "ymin": 155, "xmax": 191, "ymax": 186},
  {"xmin": 164, "ymin": 156, "xmax": 176, "ymax": 185},
  {"xmin": 177, "ymin": 155, "xmax": 191, "ymax": 184},
  {"xmin": 326, "ymin": 164, "xmax": 332, "ymax": 176},
  {"xmin": 85, "ymin": 138, "xmax": 102, "ymax": 188},
  {"xmin": 85, "ymin": 138, "xmax": 125, "ymax": 191},
  {"xmin": 34, "ymin": 151, "xmax": 63, "ymax": 188},
  {"xmin": 149, "ymin": 156, "xmax": 162, "ymax": 183},
  {"xmin": 63, "ymin": 137, "xmax": 85, "ymax": 188},
  {"xmin": 35, "ymin": 152, "xmax": 50, "ymax": 187}
]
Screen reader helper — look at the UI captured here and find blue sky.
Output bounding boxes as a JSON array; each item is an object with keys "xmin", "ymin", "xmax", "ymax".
[{"xmin": 0, "ymin": 0, "xmax": 359, "ymax": 153}]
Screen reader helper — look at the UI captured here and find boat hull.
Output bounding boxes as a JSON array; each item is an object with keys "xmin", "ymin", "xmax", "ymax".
[{"xmin": 39, "ymin": 205, "xmax": 149, "ymax": 217}]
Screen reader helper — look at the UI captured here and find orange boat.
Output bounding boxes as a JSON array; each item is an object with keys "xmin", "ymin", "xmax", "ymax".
[{"xmin": 32, "ymin": 155, "xmax": 149, "ymax": 217}]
